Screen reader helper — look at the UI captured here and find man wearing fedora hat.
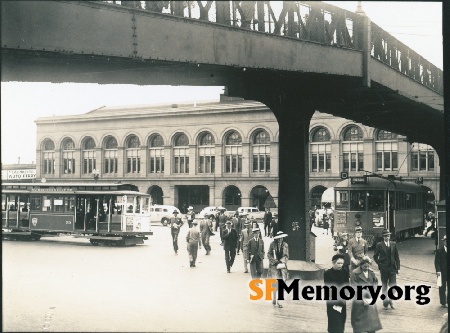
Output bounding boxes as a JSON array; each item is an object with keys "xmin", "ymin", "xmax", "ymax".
[
  {"xmin": 435, "ymin": 235, "xmax": 447, "ymax": 307},
  {"xmin": 268, "ymin": 231, "xmax": 289, "ymax": 308},
  {"xmin": 186, "ymin": 220, "xmax": 201, "ymax": 267},
  {"xmin": 374, "ymin": 229, "xmax": 400, "ymax": 310},
  {"xmin": 199, "ymin": 215, "xmax": 214, "ymax": 255},
  {"xmin": 186, "ymin": 206, "xmax": 195, "ymax": 228},
  {"xmin": 348, "ymin": 226, "xmax": 369, "ymax": 273},
  {"xmin": 169, "ymin": 211, "xmax": 184, "ymax": 255},
  {"xmin": 247, "ymin": 227, "xmax": 265, "ymax": 279},
  {"xmin": 240, "ymin": 218, "xmax": 252, "ymax": 273},
  {"xmin": 222, "ymin": 220, "xmax": 238, "ymax": 273}
]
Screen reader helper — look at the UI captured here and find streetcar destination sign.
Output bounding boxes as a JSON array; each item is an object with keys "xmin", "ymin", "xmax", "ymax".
[{"xmin": 350, "ymin": 176, "xmax": 367, "ymax": 184}]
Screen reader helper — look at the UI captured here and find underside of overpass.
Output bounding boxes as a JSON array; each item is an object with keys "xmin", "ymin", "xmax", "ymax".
[{"xmin": 1, "ymin": 1, "xmax": 444, "ymax": 262}]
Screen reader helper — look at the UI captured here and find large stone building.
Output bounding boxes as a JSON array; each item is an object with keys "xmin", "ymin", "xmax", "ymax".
[{"xmin": 34, "ymin": 96, "xmax": 439, "ymax": 213}]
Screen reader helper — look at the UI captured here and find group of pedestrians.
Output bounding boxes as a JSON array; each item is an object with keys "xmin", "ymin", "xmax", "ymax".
[
  {"xmin": 328, "ymin": 226, "xmax": 448, "ymax": 333},
  {"xmin": 168, "ymin": 207, "xmax": 290, "ymax": 307},
  {"xmin": 327, "ymin": 227, "xmax": 398, "ymax": 333}
]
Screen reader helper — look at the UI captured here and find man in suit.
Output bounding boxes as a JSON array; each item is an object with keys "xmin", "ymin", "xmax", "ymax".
[
  {"xmin": 231, "ymin": 211, "xmax": 242, "ymax": 255},
  {"xmin": 240, "ymin": 219, "xmax": 252, "ymax": 273},
  {"xmin": 169, "ymin": 211, "xmax": 184, "ymax": 255},
  {"xmin": 435, "ymin": 235, "xmax": 448, "ymax": 307},
  {"xmin": 373, "ymin": 229, "xmax": 400, "ymax": 310},
  {"xmin": 247, "ymin": 227, "xmax": 265, "ymax": 279},
  {"xmin": 222, "ymin": 220, "xmax": 238, "ymax": 273},
  {"xmin": 199, "ymin": 216, "xmax": 214, "ymax": 255},
  {"xmin": 347, "ymin": 226, "xmax": 369, "ymax": 273},
  {"xmin": 324, "ymin": 254, "xmax": 349, "ymax": 333},
  {"xmin": 218, "ymin": 210, "xmax": 228, "ymax": 245}
]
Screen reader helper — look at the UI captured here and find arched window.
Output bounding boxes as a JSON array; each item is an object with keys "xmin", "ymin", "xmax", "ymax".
[
  {"xmin": 173, "ymin": 133, "xmax": 189, "ymax": 174},
  {"xmin": 342, "ymin": 125, "xmax": 364, "ymax": 172},
  {"xmin": 148, "ymin": 134, "xmax": 164, "ymax": 173},
  {"xmin": 42, "ymin": 139, "xmax": 55, "ymax": 175},
  {"xmin": 198, "ymin": 132, "xmax": 215, "ymax": 174},
  {"xmin": 175, "ymin": 133, "xmax": 189, "ymax": 147},
  {"xmin": 82, "ymin": 137, "xmax": 96, "ymax": 174},
  {"xmin": 224, "ymin": 131, "xmax": 242, "ymax": 173},
  {"xmin": 375, "ymin": 130, "xmax": 398, "ymax": 171},
  {"xmin": 226, "ymin": 131, "xmax": 242, "ymax": 145},
  {"xmin": 410, "ymin": 143, "xmax": 435, "ymax": 171},
  {"xmin": 62, "ymin": 138, "xmax": 75, "ymax": 174},
  {"xmin": 150, "ymin": 134, "xmax": 164, "ymax": 148},
  {"xmin": 126, "ymin": 135, "xmax": 141, "ymax": 174},
  {"xmin": 104, "ymin": 136, "xmax": 118, "ymax": 174},
  {"xmin": 310, "ymin": 127, "xmax": 331, "ymax": 172},
  {"xmin": 312, "ymin": 127, "xmax": 331, "ymax": 142},
  {"xmin": 377, "ymin": 130, "xmax": 398, "ymax": 141},
  {"xmin": 252, "ymin": 130, "xmax": 270, "ymax": 172}
]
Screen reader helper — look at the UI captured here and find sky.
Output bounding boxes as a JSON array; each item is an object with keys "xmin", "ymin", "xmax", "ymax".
[{"xmin": 1, "ymin": 1, "xmax": 443, "ymax": 165}]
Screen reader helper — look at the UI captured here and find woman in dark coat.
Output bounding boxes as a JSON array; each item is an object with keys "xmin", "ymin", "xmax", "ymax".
[{"xmin": 350, "ymin": 258, "xmax": 382, "ymax": 333}]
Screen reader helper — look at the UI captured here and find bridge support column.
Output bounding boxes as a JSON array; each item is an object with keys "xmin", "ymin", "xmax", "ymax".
[
  {"xmin": 231, "ymin": 77, "xmax": 325, "ymax": 279},
  {"xmin": 275, "ymin": 105, "xmax": 314, "ymax": 262}
]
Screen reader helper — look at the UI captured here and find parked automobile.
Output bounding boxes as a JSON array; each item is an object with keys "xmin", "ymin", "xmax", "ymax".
[
  {"xmin": 314, "ymin": 208, "xmax": 333, "ymax": 227},
  {"xmin": 237, "ymin": 207, "xmax": 265, "ymax": 220},
  {"xmin": 149, "ymin": 205, "xmax": 182, "ymax": 226},
  {"xmin": 198, "ymin": 206, "xmax": 226, "ymax": 219}
]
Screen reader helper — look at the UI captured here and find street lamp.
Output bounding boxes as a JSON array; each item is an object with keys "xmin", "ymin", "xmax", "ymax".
[{"xmin": 93, "ymin": 169, "xmax": 100, "ymax": 183}]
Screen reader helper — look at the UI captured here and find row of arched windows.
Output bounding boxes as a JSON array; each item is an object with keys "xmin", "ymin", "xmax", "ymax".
[
  {"xmin": 311, "ymin": 126, "xmax": 398, "ymax": 142},
  {"xmin": 40, "ymin": 126, "xmax": 434, "ymax": 176},
  {"xmin": 310, "ymin": 126, "xmax": 400, "ymax": 173},
  {"xmin": 40, "ymin": 129, "xmax": 271, "ymax": 176}
]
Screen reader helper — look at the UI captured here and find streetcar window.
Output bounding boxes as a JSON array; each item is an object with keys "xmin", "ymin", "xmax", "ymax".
[
  {"xmin": 127, "ymin": 196, "xmax": 134, "ymax": 213},
  {"xmin": 350, "ymin": 191, "xmax": 366, "ymax": 211},
  {"xmin": 42, "ymin": 196, "xmax": 52, "ymax": 211},
  {"xmin": 30, "ymin": 196, "xmax": 41, "ymax": 210},
  {"xmin": 54, "ymin": 197, "xmax": 64, "ymax": 212},
  {"xmin": 135, "ymin": 197, "xmax": 141, "ymax": 213},
  {"xmin": 335, "ymin": 190, "xmax": 349, "ymax": 210},
  {"xmin": 367, "ymin": 191, "xmax": 384, "ymax": 211}
]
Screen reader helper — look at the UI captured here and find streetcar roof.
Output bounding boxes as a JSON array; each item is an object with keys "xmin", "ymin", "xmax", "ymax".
[
  {"xmin": 334, "ymin": 177, "xmax": 425, "ymax": 192},
  {"xmin": 1, "ymin": 182, "xmax": 131, "ymax": 187}
]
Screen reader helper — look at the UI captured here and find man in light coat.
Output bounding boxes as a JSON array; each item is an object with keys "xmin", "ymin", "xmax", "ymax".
[
  {"xmin": 186, "ymin": 220, "xmax": 201, "ymax": 267},
  {"xmin": 373, "ymin": 229, "xmax": 400, "ymax": 310},
  {"xmin": 240, "ymin": 219, "xmax": 252, "ymax": 273},
  {"xmin": 347, "ymin": 226, "xmax": 369, "ymax": 272}
]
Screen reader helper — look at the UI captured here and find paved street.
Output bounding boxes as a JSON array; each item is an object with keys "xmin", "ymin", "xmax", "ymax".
[{"xmin": 2, "ymin": 223, "xmax": 446, "ymax": 332}]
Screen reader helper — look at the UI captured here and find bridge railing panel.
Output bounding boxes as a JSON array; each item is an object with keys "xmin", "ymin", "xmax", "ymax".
[
  {"xmin": 101, "ymin": 1, "xmax": 362, "ymax": 50},
  {"xmin": 371, "ymin": 23, "xmax": 443, "ymax": 95},
  {"xmin": 99, "ymin": 1, "xmax": 442, "ymax": 95}
]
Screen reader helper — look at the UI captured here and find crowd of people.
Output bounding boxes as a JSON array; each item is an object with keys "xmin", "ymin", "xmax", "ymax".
[
  {"xmin": 328, "ymin": 226, "xmax": 447, "ymax": 333},
  {"xmin": 169, "ymin": 207, "xmax": 290, "ymax": 308},
  {"xmin": 170, "ymin": 207, "xmax": 447, "ymax": 331}
]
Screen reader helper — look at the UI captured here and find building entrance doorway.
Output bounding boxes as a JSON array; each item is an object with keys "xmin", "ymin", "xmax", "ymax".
[
  {"xmin": 250, "ymin": 185, "xmax": 269, "ymax": 211},
  {"xmin": 148, "ymin": 186, "xmax": 163, "ymax": 205},
  {"xmin": 177, "ymin": 185, "xmax": 209, "ymax": 213},
  {"xmin": 310, "ymin": 185, "xmax": 327, "ymax": 208},
  {"xmin": 224, "ymin": 185, "xmax": 241, "ymax": 212}
]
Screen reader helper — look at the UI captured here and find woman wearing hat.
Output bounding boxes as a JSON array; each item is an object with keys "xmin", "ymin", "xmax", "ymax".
[
  {"xmin": 350, "ymin": 257, "xmax": 382, "ymax": 333},
  {"xmin": 268, "ymin": 231, "xmax": 289, "ymax": 308}
]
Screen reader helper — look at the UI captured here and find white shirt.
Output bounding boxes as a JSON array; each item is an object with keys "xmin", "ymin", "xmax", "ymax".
[
  {"xmin": 385, "ymin": 242, "xmax": 389, "ymax": 247},
  {"xmin": 444, "ymin": 246, "xmax": 447, "ymax": 252},
  {"xmin": 363, "ymin": 270, "xmax": 369, "ymax": 279}
]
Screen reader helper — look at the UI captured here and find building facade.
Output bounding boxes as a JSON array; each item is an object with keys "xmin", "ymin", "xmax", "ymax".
[{"xmin": 34, "ymin": 97, "xmax": 440, "ymax": 213}]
